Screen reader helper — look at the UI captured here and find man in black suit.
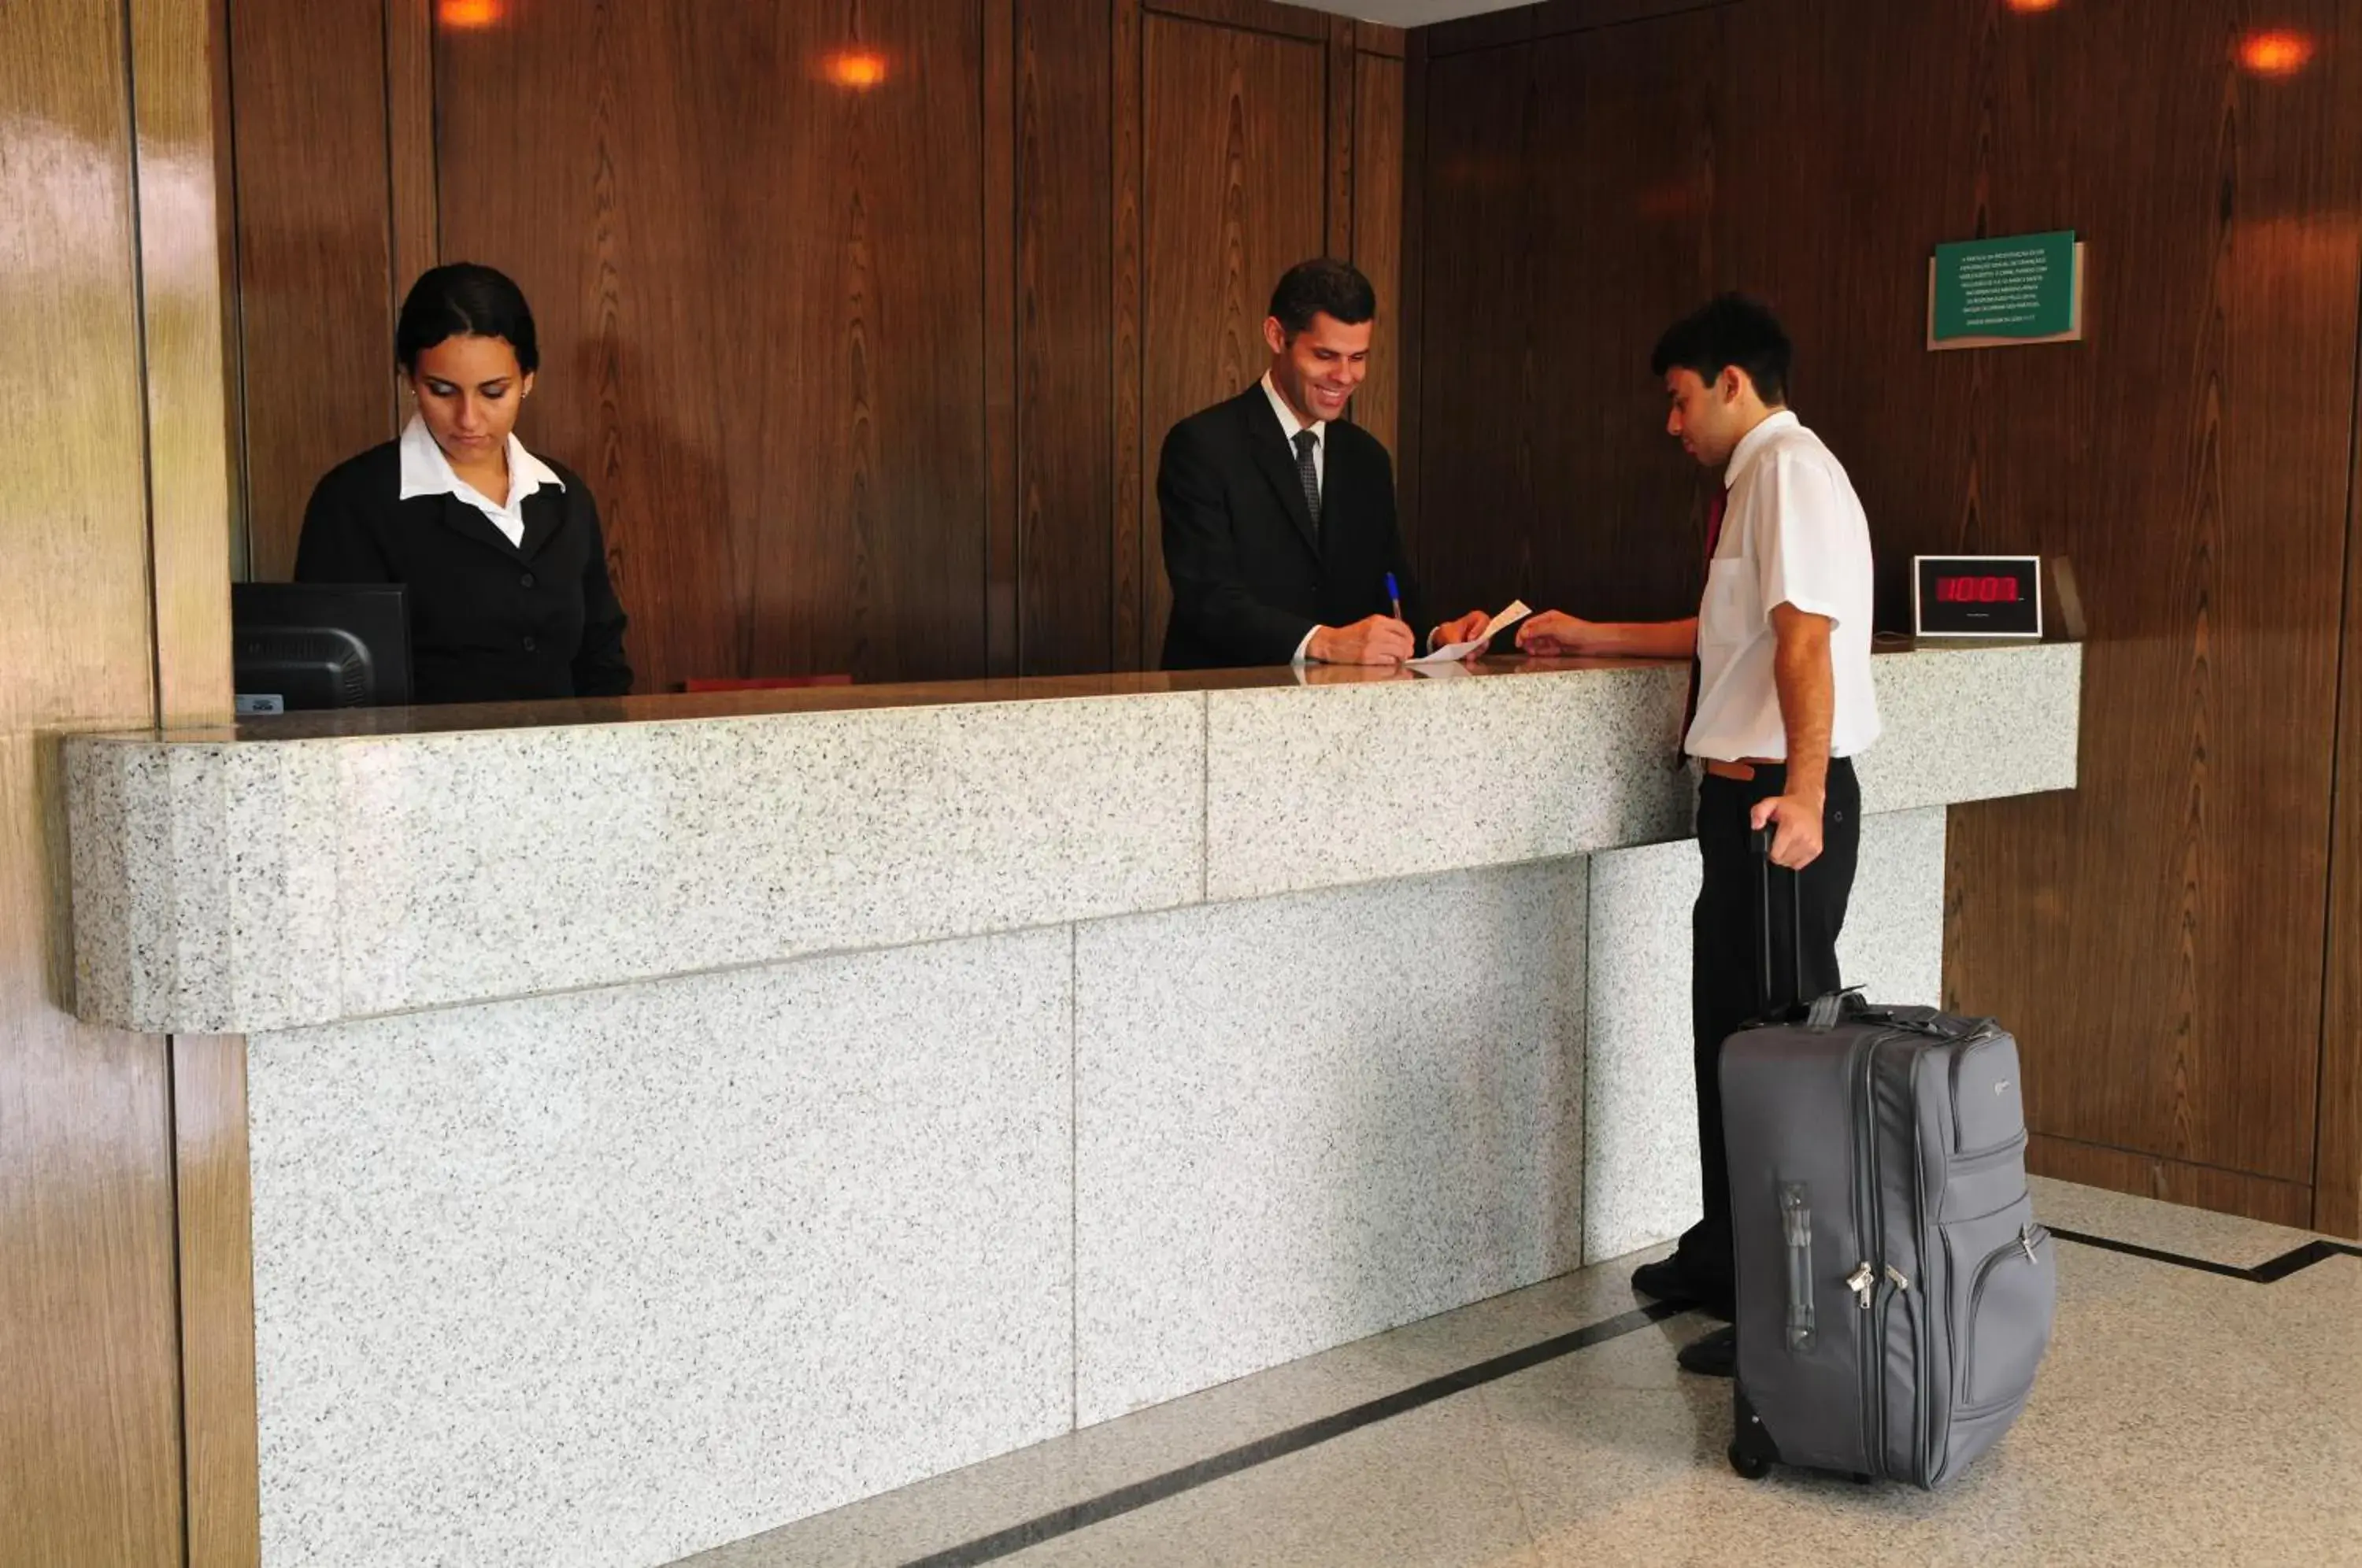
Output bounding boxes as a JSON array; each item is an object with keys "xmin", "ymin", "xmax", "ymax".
[{"xmin": 1158, "ymin": 259, "xmax": 1488, "ymax": 671}]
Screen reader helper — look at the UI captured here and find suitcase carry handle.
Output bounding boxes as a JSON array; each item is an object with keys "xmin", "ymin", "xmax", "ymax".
[{"xmin": 1750, "ymin": 826, "xmax": 1812, "ymax": 1019}]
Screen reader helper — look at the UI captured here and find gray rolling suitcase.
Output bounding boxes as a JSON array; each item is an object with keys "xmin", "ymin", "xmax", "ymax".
[{"xmin": 1722, "ymin": 831, "xmax": 2054, "ymax": 1488}]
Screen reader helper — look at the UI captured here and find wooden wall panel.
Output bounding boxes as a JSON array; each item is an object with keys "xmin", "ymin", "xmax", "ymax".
[
  {"xmin": 385, "ymin": 0, "xmax": 439, "ymax": 303},
  {"xmin": 1426, "ymin": 0, "xmax": 1734, "ymax": 55},
  {"xmin": 1113, "ymin": 0, "xmax": 1147, "ymax": 671},
  {"xmin": 437, "ymin": 0, "xmax": 991, "ymax": 692},
  {"xmin": 1019, "ymin": 0, "xmax": 1116, "ymax": 675},
  {"xmin": 1138, "ymin": 11, "xmax": 1328, "ymax": 662},
  {"xmin": 172, "ymin": 1038, "xmax": 258, "ymax": 1568},
  {"xmin": 132, "ymin": 5, "xmax": 255, "ymax": 1555},
  {"xmin": 1521, "ymin": 13, "xmax": 1717, "ymax": 624},
  {"xmin": 2320, "ymin": 332, "xmax": 2362, "ymax": 1239},
  {"xmin": 1, "ymin": 0, "xmax": 213, "ymax": 1560},
  {"xmin": 1927, "ymin": 0, "xmax": 2360, "ymax": 1200},
  {"xmin": 1395, "ymin": 28, "xmax": 1427, "ymax": 561},
  {"xmin": 1412, "ymin": 43, "xmax": 1534, "ymax": 615},
  {"xmin": 133, "ymin": 0, "xmax": 237, "ymax": 726},
  {"xmin": 1143, "ymin": 0, "xmax": 1328, "ymax": 39},
  {"xmin": 226, "ymin": 0, "xmax": 396, "ymax": 579},
  {"xmin": 1413, "ymin": 0, "xmax": 2362, "ymax": 1225},
  {"xmin": 1349, "ymin": 45, "xmax": 1404, "ymax": 456},
  {"xmin": 1324, "ymin": 18, "xmax": 1355, "ymax": 261},
  {"xmin": 986, "ymin": 0, "xmax": 1020, "ymax": 677},
  {"xmin": 2029, "ymin": 1135, "xmax": 2316, "ymax": 1233}
]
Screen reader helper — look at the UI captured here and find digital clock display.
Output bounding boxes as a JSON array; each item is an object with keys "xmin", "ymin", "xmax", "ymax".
[
  {"xmin": 1913, "ymin": 556, "xmax": 2042, "ymax": 638},
  {"xmin": 1932, "ymin": 575, "xmax": 2023, "ymax": 604}
]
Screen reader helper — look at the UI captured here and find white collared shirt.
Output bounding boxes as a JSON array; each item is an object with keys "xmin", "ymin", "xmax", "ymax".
[
  {"xmin": 1261, "ymin": 372, "xmax": 1332, "ymax": 666},
  {"xmin": 1261, "ymin": 371, "xmax": 1327, "ymax": 492},
  {"xmin": 397, "ymin": 413, "xmax": 565, "ymax": 549},
  {"xmin": 1685, "ymin": 409, "xmax": 1881, "ymax": 761}
]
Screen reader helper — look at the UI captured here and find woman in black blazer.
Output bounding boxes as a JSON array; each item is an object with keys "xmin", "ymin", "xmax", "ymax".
[{"xmin": 294, "ymin": 263, "xmax": 631, "ymax": 704}]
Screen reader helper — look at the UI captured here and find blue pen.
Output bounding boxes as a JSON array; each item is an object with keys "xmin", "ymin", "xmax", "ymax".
[{"xmin": 1385, "ymin": 571, "xmax": 1403, "ymax": 623}]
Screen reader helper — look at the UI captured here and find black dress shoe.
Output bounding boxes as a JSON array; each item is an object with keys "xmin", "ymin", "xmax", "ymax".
[
  {"xmin": 1675, "ymin": 1324, "xmax": 1737, "ymax": 1378},
  {"xmin": 1630, "ymin": 1256, "xmax": 1736, "ymax": 1322}
]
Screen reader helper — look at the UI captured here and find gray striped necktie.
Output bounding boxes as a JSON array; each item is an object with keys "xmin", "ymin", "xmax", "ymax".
[{"xmin": 1293, "ymin": 428, "xmax": 1321, "ymax": 537}]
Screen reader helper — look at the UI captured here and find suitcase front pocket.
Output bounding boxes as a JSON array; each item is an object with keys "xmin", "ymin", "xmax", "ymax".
[
  {"xmin": 1961, "ymin": 1222, "xmax": 2055, "ymax": 1412},
  {"xmin": 1949, "ymin": 1034, "xmax": 2027, "ymax": 1158}
]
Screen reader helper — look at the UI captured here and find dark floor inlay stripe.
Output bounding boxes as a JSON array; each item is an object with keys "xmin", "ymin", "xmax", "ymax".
[
  {"xmin": 898, "ymin": 1299, "xmax": 1690, "ymax": 1568},
  {"xmin": 898, "ymin": 1226, "xmax": 2362, "ymax": 1566},
  {"xmin": 2049, "ymin": 1227, "xmax": 2362, "ymax": 1283}
]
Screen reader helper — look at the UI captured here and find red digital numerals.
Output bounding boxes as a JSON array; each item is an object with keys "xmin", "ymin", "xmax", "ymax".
[{"xmin": 1933, "ymin": 575, "xmax": 2022, "ymax": 605}]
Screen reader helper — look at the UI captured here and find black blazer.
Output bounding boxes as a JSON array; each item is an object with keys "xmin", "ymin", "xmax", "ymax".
[
  {"xmin": 294, "ymin": 441, "xmax": 631, "ymax": 705},
  {"xmin": 1157, "ymin": 385, "xmax": 1426, "ymax": 671}
]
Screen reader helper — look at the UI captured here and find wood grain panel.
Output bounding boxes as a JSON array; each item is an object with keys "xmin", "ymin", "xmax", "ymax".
[
  {"xmin": 1324, "ymin": 17, "xmax": 1354, "ymax": 261},
  {"xmin": 2028, "ymin": 1134, "xmax": 2314, "ymax": 1231},
  {"xmin": 1520, "ymin": 13, "xmax": 1716, "ymax": 625},
  {"xmin": 0, "ymin": 2, "xmax": 187, "ymax": 1560},
  {"xmin": 132, "ymin": 9, "xmax": 250, "ymax": 1552},
  {"xmin": 172, "ymin": 1038, "xmax": 257, "ymax": 1568},
  {"xmin": 1412, "ymin": 43, "xmax": 1533, "ymax": 618},
  {"xmin": 1395, "ymin": 28, "xmax": 1427, "ymax": 561},
  {"xmin": 228, "ymin": 0, "xmax": 395, "ymax": 579},
  {"xmin": 2320, "ymin": 325, "xmax": 2362, "ymax": 1240},
  {"xmin": 385, "ymin": 0, "xmax": 439, "ymax": 301},
  {"xmin": 439, "ymin": 0, "xmax": 991, "ymax": 691},
  {"xmin": 1113, "ymin": 0, "xmax": 1146, "ymax": 670},
  {"xmin": 1427, "ymin": 0, "xmax": 1723, "ymax": 53},
  {"xmin": 1016, "ymin": 0, "xmax": 1114, "ymax": 676},
  {"xmin": 1423, "ymin": 7, "xmax": 1537, "ymax": 57},
  {"xmin": 1349, "ymin": 47, "xmax": 1404, "ymax": 456},
  {"xmin": 987, "ymin": 0, "xmax": 1020, "ymax": 676},
  {"xmin": 0, "ymin": 745, "xmax": 183, "ymax": 1568},
  {"xmin": 1930, "ymin": 0, "xmax": 2360, "ymax": 1188},
  {"xmin": 131, "ymin": 0, "xmax": 236, "ymax": 726},
  {"xmin": 1139, "ymin": 11, "xmax": 1328, "ymax": 661},
  {"xmin": 1142, "ymin": 0, "xmax": 1328, "ymax": 41}
]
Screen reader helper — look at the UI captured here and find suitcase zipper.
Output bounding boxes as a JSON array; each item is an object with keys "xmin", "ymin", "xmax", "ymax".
[{"xmin": 1853, "ymin": 1037, "xmax": 1884, "ymax": 1478}]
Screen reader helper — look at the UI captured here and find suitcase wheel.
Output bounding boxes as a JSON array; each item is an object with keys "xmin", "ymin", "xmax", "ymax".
[{"xmin": 1729, "ymin": 1387, "xmax": 1777, "ymax": 1481}]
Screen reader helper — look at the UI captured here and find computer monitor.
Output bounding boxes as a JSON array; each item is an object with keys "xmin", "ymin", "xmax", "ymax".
[{"xmin": 231, "ymin": 582, "xmax": 412, "ymax": 712}]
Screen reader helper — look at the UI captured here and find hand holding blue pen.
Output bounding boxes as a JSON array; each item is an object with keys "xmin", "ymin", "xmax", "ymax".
[{"xmin": 1386, "ymin": 571, "xmax": 1404, "ymax": 623}]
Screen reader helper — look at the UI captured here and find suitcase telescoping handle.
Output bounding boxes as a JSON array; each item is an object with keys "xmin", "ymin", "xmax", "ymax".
[{"xmin": 1750, "ymin": 825, "xmax": 1811, "ymax": 1020}]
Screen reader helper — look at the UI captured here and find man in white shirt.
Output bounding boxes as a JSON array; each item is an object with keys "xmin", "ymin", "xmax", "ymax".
[{"xmin": 1518, "ymin": 296, "xmax": 1879, "ymax": 1378}]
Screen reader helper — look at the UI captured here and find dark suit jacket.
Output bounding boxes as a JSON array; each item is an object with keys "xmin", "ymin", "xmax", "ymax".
[
  {"xmin": 1157, "ymin": 385, "xmax": 1427, "ymax": 671},
  {"xmin": 294, "ymin": 442, "xmax": 632, "ymax": 704}
]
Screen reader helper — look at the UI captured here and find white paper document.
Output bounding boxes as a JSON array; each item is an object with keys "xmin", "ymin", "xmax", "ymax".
[{"xmin": 1410, "ymin": 600, "xmax": 1531, "ymax": 665}]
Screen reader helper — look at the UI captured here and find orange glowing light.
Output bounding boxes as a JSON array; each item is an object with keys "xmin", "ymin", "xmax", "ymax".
[
  {"xmin": 823, "ymin": 49, "xmax": 889, "ymax": 89},
  {"xmin": 2238, "ymin": 29, "xmax": 2315, "ymax": 77},
  {"xmin": 2003, "ymin": 0, "xmax": 2059, "ymax": 13},
  {"xmin": 437, "ymin": 0, "xmax": 501, "ymax": 29}
]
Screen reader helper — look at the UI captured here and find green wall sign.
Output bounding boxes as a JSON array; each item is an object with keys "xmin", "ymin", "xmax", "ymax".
[{"xmin": 1927, "ymin": 231, "xmax": 2083, "ymax": 349}]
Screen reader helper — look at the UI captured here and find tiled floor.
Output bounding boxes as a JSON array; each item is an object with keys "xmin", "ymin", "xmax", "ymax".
[{"xmin": 676, "ymin": 1179, "xmax": 2362, "ymax": 1568}]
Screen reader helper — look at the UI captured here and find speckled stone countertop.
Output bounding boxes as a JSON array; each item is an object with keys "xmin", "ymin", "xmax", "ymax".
[{"xmin": 64, "ymin": 640, "xmax": 2079, "ymax": 1034}]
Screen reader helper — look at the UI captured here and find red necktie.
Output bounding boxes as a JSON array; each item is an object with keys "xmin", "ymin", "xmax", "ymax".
[{"xmin": 1675, "ymin": 487, "xmax": 1729, "ymax": 764}]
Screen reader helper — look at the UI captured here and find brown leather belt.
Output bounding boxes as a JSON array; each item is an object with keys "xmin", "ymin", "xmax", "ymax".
[{"xmin": 1701, "ymin": 756, "xmax": 1779, "ymax": 781}]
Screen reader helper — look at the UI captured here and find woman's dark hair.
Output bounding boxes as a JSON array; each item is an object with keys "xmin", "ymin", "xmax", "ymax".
[
  {"xmin": 395, "ymin": 262, "xmax": 539, "ymax": 375},
  {"xmin": 1268, "ymin": 258, "xmax": 1379, "ymax": 338},
  {"xmin": 1650, "ymin": 294, "xmax": 1790, "ymax": 405}
]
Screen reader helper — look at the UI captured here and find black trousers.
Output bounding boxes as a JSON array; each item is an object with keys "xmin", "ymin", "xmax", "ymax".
[{"xmin": 1675, "ymin": 757, "xmax": 1861, "ymax": 1300}]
